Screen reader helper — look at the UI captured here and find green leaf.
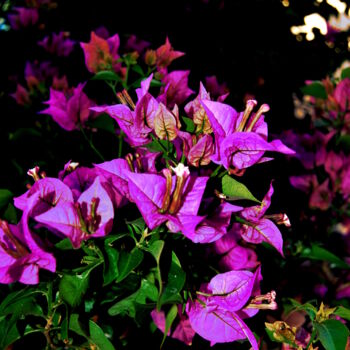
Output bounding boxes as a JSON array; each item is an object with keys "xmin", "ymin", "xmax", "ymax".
[
  {"xmin": 341, "ymin": 67, "xmax": 350, "ymax": 80},
  {"xmin": 160, "ymin": 252, "xmax": 186, "ymax": 306},
  {"xmin": 146, "ymin": 240, "xmax": 165, "ymax": 264},
  {"xmin": 59, "ymin": 271, "xmax": 90, "ymax": 307},
  {"xmin": 116, "ymin": 248, "xmax": 144, "ymax": 283},
  {"xmin": 89, "ymin": 114, "xmax": 116, "ymax": 134},
  {"xmin": 3, "ymin": 203, "xmax": 17, "ymax": 223},
  {"xmin": 315, "ymin": 319, "xmax": 349, "ymax": 350},
  {"xmin": 300, "ymin": 244, "xmax": 350, "ymax": 269},
  {"xmin": 222, "ymin": 175, "xmax": 260, "ymax": 203},
  {"xmin": 301, "ymin": 81, "xmax": 328, "ymax": 99},
  {"xmin": 132, "ymin": 65, "xmax": 144, "ymax": 76},
  {"xmin": 285, "ymin": 298, "xmax": 317, "ymax": 320},
  {"xmin": 182, "ymin": 116, "xmax": 196, "ymax": 133},
  {"xmin": 108, "ymin": 293, "xmax": 138, "ymax": 317},
  {"xmin": 55, "ymin": 238, "xmax": 74, "ymax": 250},
  {"xmin": 103, "ymin": 244, "xmax": 119, "ymax": 286},
  {"xmin": 337, "ymin": 134, "xmax": 350, "ymax": 153},
  {"xmin": 69, "ymin": 313, "xmax": 88, "ymax": 338},
  {"xmin": 0, "ymin": 189, "xmax": 13, "ymax": 211},
  {"xmin": 0, "ymin": 318, "xmax": 20, "ymax": 349},
  {"xmin": 334, "ymin": 306, "xmax": 350, "ymax": 321},
  {"xmin": 150, "ymin": 79, "xmax": 164, "ymax": 87},
  {"xmin": 89, "ymin": 320, "xmax": 115, "ymax": 350},
  {"xmin": 92, "ymin": 70, "xmax": 121, "ymax": 81},
  {"xmin": 144, "ymin": 139, "xmax": 174, "ymax": 154},
  {"xmin": 161, "ymin": 304, "xmax": 178, "ymax": 348},
  {"xmin": 9, "ymin": 128, "xmax": 41, "ymax": 141},
  {"xmin": 134, "ymin": 279, "xmax": 158, "ymax": 304}
]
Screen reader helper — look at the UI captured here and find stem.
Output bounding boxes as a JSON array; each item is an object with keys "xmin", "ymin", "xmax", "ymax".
[
  {"xmin": 80, "ymin": 126, "xmax": 105, "ymax": 161},
  {"xmin": 306, "ymin": 328, "xmax": 317, "ymax": 349},
  {"xmin": 118, "ymin": 131, "xmax": 124, "ymax": 158},
  {"xmin": 210, "ymin": 165, "xmax": 222, "ymax": 178}
]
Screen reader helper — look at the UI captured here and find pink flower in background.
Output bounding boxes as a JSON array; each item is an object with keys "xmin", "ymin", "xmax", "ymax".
[
  {"xmin": 80, "ymin": 31, "xmax": 121, "ymax": 73},
  {"xmin": 155, "ymin": 37, "xmax": 184, "ymax": 68},
  {"xmin": 38, "ymin": 32, "xmax": 75, "ymax": 57},
  {"xmin": 41, "ymin": 83, "xmax": 93, "ymax": 131},
  {"xmin": 8, "ymin": 7, "xmax": 39, "ymax": 30},
  {"xmin": 0, "ymin": 219, "xmax": 56, "ymax": 284}
]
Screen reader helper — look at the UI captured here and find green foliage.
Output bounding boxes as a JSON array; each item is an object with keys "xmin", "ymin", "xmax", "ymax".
[
  {"xmin": 222, "ymin": 175, "xmax": 260, "ymax": 202},
  {"xmin": 315, "ymin": 319, "xmax": 349, "ymax": 350},
  {"xmin": 301, "ymin": 81, "xmax": 328, "ymax": 99}
]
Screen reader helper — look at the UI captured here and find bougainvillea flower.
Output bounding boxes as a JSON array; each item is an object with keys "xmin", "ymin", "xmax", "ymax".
[
  {"xmin": 126, "ymin": 164, "xmax": 208, "ymax": 239},
  {"xmin": 91, "ymin": 75, "xmax": 157, "ymax": 146},
  {"xmin": 125, "ymin": 34, "xmax": 150, "ymax": 54},
  {"xmin": 14, "ymin": 177, "xmax": 74, "ymax": 217},
  {"xmin": 324, "ymin": 151, "xmax": 343, "ymax": 183},
  {"xmin": 202, "ymin": 100, "xmax": 294, "ymax": 169},
  {"xmin": 236, "ymin": 182, "xmax": 286, "ymax": 256},
  {"xmin": 94, "ymin": 158, "xmax": 131, "ymax": 203},
  {"xmin": 63, "ymin": 167, "xmax": 97, "ymax": 200},
  {"xmin": 8, "ymin": 7, "xmax": 39, "ymax": 30},
  {"xmin": 155, "ymin": 37, "xmax": 184, "ymax": 68},
  {"xmin": 334, "ymin": 77, "xmax": 350, "ymax": 112},
  {"xmin": 289, "ymin": 174, "xmax": 318, "ymax": 193},
  {"xmin": 205, "ymin": 75, "xmax": 229, "ymax": 99},
  {"xmin": 38, "ymin": 32, "xmax": 75, "ymax": 57},
  {"xmin": 159, "ymin": 70, "xmax": 194, "ymax": 108},
  {"xmin": 0, "ymin": 220, "xmax": 56, "ymax": 285},
  {"xmin": 153, "ymin": 103, "xmax": 180, "ymax": 141},
  {"xmin": 52, "ymin": 75, "xmax": 69, "ymax": 92},
  {"xmin": 187, "ymin": 134, "xmax": 215, "ymax": 167},
  {"xmin": 184, "ymin": 203, "xmax": 243, "ymax": 243},
  {"xmin": 34, "ymin": 177, "xmax": 114, "ymax": 248},
  {"xmin": 309, "ymin": 178, "xmax": 333, "ymax": 211},
  {"xmin": 213, "ymin": 228, "xmax": 259, "ymax": 271},
  {"xmin": 80, "ymin": 31, "xmax": 120, "ymax": 73},
  {"xmin": 41, "ymin": 83, "xmax": 93, "ymax": 131},
  {"xmin": 10, "ymin": 84, "xmax": 31, "ymax": 106},
  {"xmin": 186, "ymin": 270, "xmax": 260, "ymax": 348},
  {"xmin": 151, "ymin": 306, "xmax": 195, "ymax": 345},
  {"xmin": 185, "ymin": 82, "xmax": 213, "ymax": 134}
]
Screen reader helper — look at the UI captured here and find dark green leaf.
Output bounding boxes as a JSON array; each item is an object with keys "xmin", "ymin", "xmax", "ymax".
[
  {"xmin": 116, "ymin": 248, "xmax": 144, "ymax": 283},
  {"xmin": 0, "ymin": 189, "xmax": 13, "ymax": 211},
  {"xmin": 135, "ymin": 279, "xmax": 158, "ymax": 304},
  {"xmin": 334, "ymin": 306, "xmax": 350, "ymax": 321},
  {"xmin": 9, "ymin": 128, "xmax": 41, "ymax": 141},
  {"xmin": 182, "ymin": 116, "xmax": 196, "ymax": 133},
  {"xmin": 315, "ymin": 319, "xmax": 349, "ymax": 350},
  {"xmin": 286, "ymin": 298, "xmax": 317, "ymax": 320},
  {"xmin": 89, "ymin": 320, "xmax": 115, "ymax": 350},
  {"xmin": 108, "ymin": 292, "xmax": 138, "ymax": 317},
  {"xmin": 3, "ymin": 203, "xmax": 17, "ymax": 223},
  {"xmin": 160, "ymin": 252, "xmax": 186, "ymax": 306},
  {"xmin": 144, "ymin": 139, "xmax": 174, "ymax": 154},
  {"xmin": 222, "ymin": 175, "xmax": 260, "ymax": 203},
  {"xmin": 92, "ymin": 70, "xmax": 121, "ymax": 81},
  {"xmin": 150, "ymin": 79, "xmax": 164, "ymax": 87},
  {"xmin": 103, "ymin": 244, "xmax": 119, "ymax": 286},
  {"xmin": 69, "ymin": 314, "xmax": 88, "ymax": 338},
  {"xmin": 147, "ymin": 240, "xmax": 164, "ymax": 264},
  {"xmin": 341, "ymin": 67, "xmax": 350, "ymax": 80},
  {"xmin": 337, "ymin": 134, "xmax": 350, "ymax": 153},
  {"xmin": 132, "ymin": 65, "xmax": 144, "ymax": 76},
  {"xmin": 300, "ymin": 244, "xmax": 350, "ymax": 269},
  {"xmin": 55, "ymin": 238, "xmax": 74, "ymax": 250},
  {"xmin": 161, "ymin": 304, "xmax": 178, "ymax": 348},
  {"xmin": 0, "ymin": 318, "xmax": 20, "ymax": 349},
  {"xmin": 125, "ymin": 217, "xmax": 146, "ymax": 234},
  {"xmin": 89, "ymin": 114, "xmax": 116, "ymax": 134},
  {"xmin": 59, "ymin": 271, "xmax": 90, "ymax": 307},
  {"xmin": 301, "ymin": 81, "xmax": 327, "ymax": 99}
]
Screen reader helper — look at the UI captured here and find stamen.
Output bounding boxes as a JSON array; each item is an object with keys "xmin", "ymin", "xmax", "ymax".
[
  {"xmin": 27, "ymin": 166, "xmax": 40, "ymax": 181},
  {"xmin": 236, "ymin": 100, "xmax": 258, "ymax": 132},
  {"xmin": 265, "ymin": 213, "xmax": 291, "ymax": 227},
  {"xmin": 160, "ymin": 169, "xmax": 172, "ymax": 213},
  {"xmin": 74, "ymin": 203, "xmax": 88, "ymax": 234},
  {"xmin": 245, "ymin": 103, "xmax": 270, "ymax": 132},
  {"xmin": 122, "ymin": 89, "xmax": 136, "ymax": 110},
  {"xmin": 117, "ymin": 92, "xmax": 127, "ymax": 105},
  {"xmin": 134, "ymin": 153, "xmax": 143, "ymax": 172},
  {"xmin": 246, "ymin": 290, "xmax": 277, "ymax": 310},
  {"xmin": 168, "ymin": 165, "xmax": 190, "ymax": 215},
  {"xmin": 125, "ymin": 153, "xmax": 135, "ymax": 172},
  {"xmin": 0, "ymin": 220, "xmax": 29, "ymax": 258}
]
